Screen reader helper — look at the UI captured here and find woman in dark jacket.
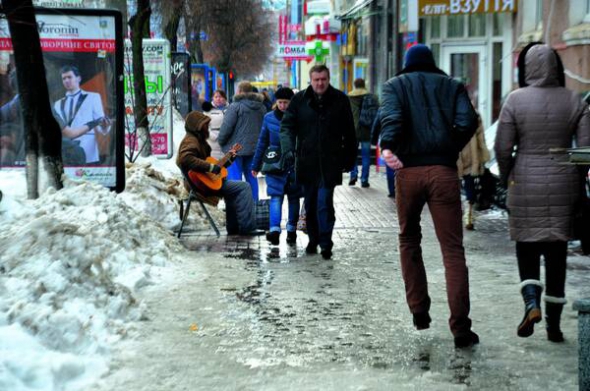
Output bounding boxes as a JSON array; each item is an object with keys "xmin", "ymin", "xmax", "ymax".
[
  {"xmin": 251, "ymin": 88, "xmax": 302, "ymax": 245},
  {"xmin": 495, "ymin": 43, "xmax": 590, "ymax": 342}
]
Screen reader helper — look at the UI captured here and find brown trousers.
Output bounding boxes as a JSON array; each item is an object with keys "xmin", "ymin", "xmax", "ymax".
[{"xmin": 395, "ymin": 165, "xmax": 472, "ymax": 337}]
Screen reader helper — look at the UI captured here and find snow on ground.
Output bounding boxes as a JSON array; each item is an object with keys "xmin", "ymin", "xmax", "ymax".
[{"xmin": 0, "ymin": 109, "xmax": 220, "ymax": 390}]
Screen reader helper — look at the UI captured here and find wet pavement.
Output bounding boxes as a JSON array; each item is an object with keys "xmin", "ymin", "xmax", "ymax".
[{"xmin": 91, "ymin": 169, "xmax": 589, "ymax": 391}]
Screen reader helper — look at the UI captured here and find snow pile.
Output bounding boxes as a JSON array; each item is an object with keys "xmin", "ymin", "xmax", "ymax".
[
  {"xmin": 118, "ymin": 161, "xmax": 225, "ymax": 232},
  {"xmin": 0, "ymin": 179, "xmax": 186, "ymax": 390}
]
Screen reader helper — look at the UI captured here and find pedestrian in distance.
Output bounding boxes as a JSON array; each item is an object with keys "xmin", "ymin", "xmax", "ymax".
[
  {"xmin": 348, "ymin": 78, "xmax": 379, "ymax": 188},
  {"xmin": 371, "ymin": 107, "xmax": 396, "ymax": 198},
  {"xmin": 494, "ymin": 43, "xmax": 590, "ymax": 342},
  {"xmin": 280, "ymin": 64, "xmax": 357, "ymax": 260},
  {"xmin": 219, "ymin": 81, "xmax": 267, "ymax": 201},
  {"xmin": 380, "ymin": 44, "xmax": 480, "ymax": 348},
  {"xmin": 203, "ymin": 90, "xmax": 228, "ymax": 160},
  {"xmin": 251, "ymin": 87, "xmax": 302, "ymax": 246},
  {"xmin": 457, "ymin": 114, "xmax": 490, "ymax": 230}
]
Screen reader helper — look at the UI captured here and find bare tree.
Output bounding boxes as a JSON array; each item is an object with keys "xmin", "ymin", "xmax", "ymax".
[
  {"xmin": 202, "ymin": 0, "xmax": 274, "ymax": 77},
  {"xmin": 3, "ymin": 0, "xmax": 63, "ymax": 198},
  {"xmin": 129, "ymin": 0, "xmax": 152, "ymax": 157}
]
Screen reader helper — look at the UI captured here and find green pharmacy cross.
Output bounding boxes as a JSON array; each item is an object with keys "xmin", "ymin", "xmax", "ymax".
[{"xmin": 307, "ymin": 40, "xmax": 330, "ymax": 63}]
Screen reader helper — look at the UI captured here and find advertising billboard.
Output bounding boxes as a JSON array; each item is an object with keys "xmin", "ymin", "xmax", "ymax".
[
  {"xmin": 171, "ymin": 52, "xmax": 191, "ymax": 118},
  {"xmin": 124, "ymin": 39, "xmax": 173, "ymax": 159},
  {"xmin": 0, "ymin": 8, "xmax": 125, "ymax": 192}
]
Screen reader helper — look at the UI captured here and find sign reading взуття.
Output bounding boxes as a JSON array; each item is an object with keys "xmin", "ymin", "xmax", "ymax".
[{"xmin": 418, "ymin": 0, "xmax": 517, "ymax": 16}]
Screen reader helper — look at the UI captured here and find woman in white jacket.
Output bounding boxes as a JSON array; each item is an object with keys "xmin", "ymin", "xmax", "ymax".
[{"xmin": 204, "ymin": 90, "xmax": 227, "ymax": 159}]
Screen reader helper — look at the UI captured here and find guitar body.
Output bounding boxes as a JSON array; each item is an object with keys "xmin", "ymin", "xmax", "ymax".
[{"xmin": 188, "ymin": 157, "xmax": 228, "ymax": 194}]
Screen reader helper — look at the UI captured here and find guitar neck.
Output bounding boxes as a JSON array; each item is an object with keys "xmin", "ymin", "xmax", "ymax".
[{"xmin": 217, "ymin": 152, "xmax": 234, "ymax": 167}]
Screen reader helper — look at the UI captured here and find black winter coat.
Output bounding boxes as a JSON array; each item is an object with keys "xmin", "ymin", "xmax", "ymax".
[
  {"xmin": 280, "ymin": 85, "xmax": 357, "ymax": 187},
  {"xmin": 380, "ymin": 71, "xmax": 478, "ymax": 168}
]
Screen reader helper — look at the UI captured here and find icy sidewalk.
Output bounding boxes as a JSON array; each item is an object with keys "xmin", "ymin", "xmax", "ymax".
[{"xmin": 89, "ymin": 172, "xmax": 588, "ymax": 391}]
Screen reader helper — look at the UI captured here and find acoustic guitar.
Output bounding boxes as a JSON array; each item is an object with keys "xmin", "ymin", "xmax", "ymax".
[{"xmin": 188, "ymin": 143, "xmax": 242, "ymax": 194}]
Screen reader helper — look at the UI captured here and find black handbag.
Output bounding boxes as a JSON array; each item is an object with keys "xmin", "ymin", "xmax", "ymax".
[{"xmin": 261, "ymin": 145, "xmax": 283, "ymax": 174}]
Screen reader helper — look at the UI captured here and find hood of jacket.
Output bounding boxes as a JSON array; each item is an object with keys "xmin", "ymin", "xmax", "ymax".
[
  {"xmin": 233, "ymin": 92, "xmax": 265, "ymax": 111},
  {"xmin": 348, "ymin": 88, "xmax": 369, "ymax": 97},
  {"xmin": 520, "ymin": 44, "xmax": 564, "ymax": 88}
]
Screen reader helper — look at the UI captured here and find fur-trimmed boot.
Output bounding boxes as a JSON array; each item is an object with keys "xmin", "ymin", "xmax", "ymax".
[
  {"xmin": 545, "ymin": 296, "xmax": 567, "ymax": 343},
  {"xmin": 465, "ymin": 202, "xmax": 474, "ymax": 230},
  {"xmin": 517, "ymin": 280, "xmax": 543, "ymax": 338}
]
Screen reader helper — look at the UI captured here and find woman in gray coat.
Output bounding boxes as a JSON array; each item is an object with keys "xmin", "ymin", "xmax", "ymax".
[{"xmin": 495, "ymin": 43, "xmax": 590, "ymax": 342}]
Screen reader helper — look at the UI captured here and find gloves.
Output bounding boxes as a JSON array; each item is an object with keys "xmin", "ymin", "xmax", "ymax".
[
  {"xmin": 281, "ymin": 151, "xmax": 295, "ymax": 170},
  {"xmin": 209, "ymin": 164, "xmax": 222, "ymax": 175}
]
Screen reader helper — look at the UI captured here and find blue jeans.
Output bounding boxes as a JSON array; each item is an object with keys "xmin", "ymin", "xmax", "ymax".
[
  {"xmin": 463, "ymin": 175, "xmax": 476, "ymax": 203},
  {"xmin": 386, "ymin": 165, "xmax": 396, "ymax": 197},
  {"xmin": 269, "ymin": 194, "xmax": 301, "ymax": 233},
  {"xmin": 227, "ymin": 155, "xmax": 258, "ymax": 201},
  {"xmin": 303, "ymin": 183, "xmax": 335, "ymax": 250},
  {"xmin": 350, "ymin": 141, "xmax": 371, "ymax": 184}
]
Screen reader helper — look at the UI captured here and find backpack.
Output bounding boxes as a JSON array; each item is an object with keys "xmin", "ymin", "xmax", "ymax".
[{"xmin": 359, "ymin": 94, "xmax": 379, "ymax": 128}]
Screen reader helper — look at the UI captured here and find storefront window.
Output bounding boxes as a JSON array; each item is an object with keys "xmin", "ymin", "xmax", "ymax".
[
  {"xmin": 468, "ymin": 14, "xmax": 485, "ymax": 37},
  {"xmin": 430, "ymin": 16, "xmax": 441, "ymax": 39},
  {"xmin": 535, "ymin": 0, "xmax": 543, "ymax": 29},
  {"xmin": 431, "ymin": 43, "xmax": 440, "ymax": 65},
  {"xmin": 492, "ymin": 42, "xmax": 503, "ymax": 122},
  {"xmin": 447, "ymin": 15, "xmax": 464, "ymax": 38},
  {"xmin": 493, "ymin": 13, "xmax": 504, "ymax": 36}
]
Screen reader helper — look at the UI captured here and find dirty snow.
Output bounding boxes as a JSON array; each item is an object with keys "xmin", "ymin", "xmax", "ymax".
[{"xmin": 0, "ymin": 109, "xmax": 219, "ymax": 390}]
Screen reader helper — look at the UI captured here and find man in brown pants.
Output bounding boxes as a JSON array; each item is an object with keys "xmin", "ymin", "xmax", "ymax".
[{"xmin": 379, "ymin": 44, "xmax": 480, "ymax": 348}]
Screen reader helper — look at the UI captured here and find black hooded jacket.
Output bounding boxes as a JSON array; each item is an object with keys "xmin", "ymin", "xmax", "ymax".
[{"xmin": 379, "ymin": 64, "xmax": 479, "ymax": 168}]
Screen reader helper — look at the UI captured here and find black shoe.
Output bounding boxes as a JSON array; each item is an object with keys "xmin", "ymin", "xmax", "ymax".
[
  {"xmin": 286, "ymin": 231, "xmax": 297, "ymax": 245},
  {"xmin": 361, "ymin": 182, "xmax": 370, "ymax": 188},
  {"xmin": 320, "ymin": 248, "xmax": 332, "ymax": 260},
  {"xmin": 387, "ymin": 194, "xmax": 395, "ymax": 198},
  {"xmin": 306, "ymin": 243, "xmax": 318, "ymax": 254},
  {"xmin": 240, "ymin": 229, "xmax": 265, "ymax": 236},
  {"xmin": 517, "ymin": 283, "xmax": 543, "ymax": 338},
  {"xmin": 412, "ymin": 312, "xmax": 431, "ymax": 330},
  {"xmin": 454, "ymin": 331, "xmax": 480, "ymax": 348},
  {"xmin": 348, "ymin": 178, "xmax": 357, "ymax": 186},
  {"xmin": 266, "ymin": 231, "xmax": 280, "ymax": 245}
]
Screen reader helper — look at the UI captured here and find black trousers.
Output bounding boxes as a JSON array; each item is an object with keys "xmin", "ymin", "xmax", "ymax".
[{"xmin": 516, "ymin": 241, "xmax": 567, "ymax": 298}]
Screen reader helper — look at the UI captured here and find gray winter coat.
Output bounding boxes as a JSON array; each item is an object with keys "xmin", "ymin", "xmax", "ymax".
[
  {"xmin": 495, "ymin": 44, "xmax": 590, "ymax": 242},
  {"xmin": 218, "ymin": 92, "xmax": 267, "ymax": 155}
]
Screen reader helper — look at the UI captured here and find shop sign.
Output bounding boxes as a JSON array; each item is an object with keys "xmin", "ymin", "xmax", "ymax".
[
  {"xmin": 418, "ymin": 0, "xmax": 517, "ymax": 16},
  {"xmin": 124, "ymin": 39, "xmax": 173, "ymax": 159},
  {"xmin": 277, "ymin": 42, "xmax": 311, "ymax": 60}
]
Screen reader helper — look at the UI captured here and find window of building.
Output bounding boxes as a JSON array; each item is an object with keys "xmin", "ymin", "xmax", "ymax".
[
  {"xmin": 430, "ymin": 16, "xmax": 441, "ymax": 39},
  {"xmin": 448, "ymin": 15, "xmax": 464, "ymax": 37},
  {"xmin": 468, "ymin": 14, "xmax": 486, "ymax": 37},
  {"xmin": 535, "ymin": 0, "xmax": 543, "ymax": 30},
  {"xmin": 493, "ymin": 13, "xmax": 504, "ymax": 36}
]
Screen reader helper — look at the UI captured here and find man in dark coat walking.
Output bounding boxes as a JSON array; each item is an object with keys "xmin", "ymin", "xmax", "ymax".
[
  {"xmin": 280, "ymin": 64, "xmax": 357, "ymax": 259},
  {"xmin": 380, "ymin": 44, "xmax": 479, "ymax": 348}
]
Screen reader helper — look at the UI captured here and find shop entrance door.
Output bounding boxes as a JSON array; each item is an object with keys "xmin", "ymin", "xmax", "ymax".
[{"xmin": 441, "ymin": 45, "xmax": 488, "ymax": 129}]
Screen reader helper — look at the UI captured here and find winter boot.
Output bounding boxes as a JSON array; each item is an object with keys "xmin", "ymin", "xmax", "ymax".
[
  {"xmin": 286, "ymin": 231, "xmax": 297, "ymax": 245},
  {"xmin": 465, "ymin": 202, "xmax": 474, "ymax": 230},
  {"xmin": 266, "ymin": 231, "xmax": 280, "ymax": 245},
  {"xmin": 517, "ymin": 280, "xmax": 543, "ymax": 338},
  {"xmin": 545, "ymin": 296, "xmax": 567, "ymax": 343}
]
